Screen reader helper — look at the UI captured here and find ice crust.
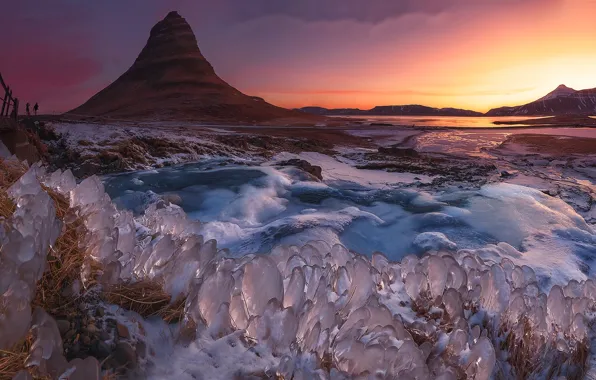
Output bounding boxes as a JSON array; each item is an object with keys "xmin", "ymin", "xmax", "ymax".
[
  {"xmin": 0, "ymin": 161, "xmax": 100, "ymax": 379},
  {"xmin": 2, "ymin": 160, "xmax": 596, "ymax": 379}
]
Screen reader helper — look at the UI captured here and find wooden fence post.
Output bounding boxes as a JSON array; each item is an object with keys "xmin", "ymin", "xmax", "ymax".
[
  {"xmin": 6, "ymin": 90, "xmax": 12, "ymax": 117},
  {"xmin": 13, "ymin": 98, "xmax": 19, "ymax": 120},
  {"xmin": 0, "ymin": 89, "xmax": 6, "ymax": 116},
  {"xmin": 1, "ymin": 87, "xmax": 9, "ymax": 116}
]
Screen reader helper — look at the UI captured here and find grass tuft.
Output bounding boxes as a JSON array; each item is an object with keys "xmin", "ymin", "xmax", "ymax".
[
  {"xmin": 103, "ymin": 280, "xmax": 185, "ymax": 323},
  {"xmin": 0, "ymin": 159, "xmax": 28, "ymax": 219},
  {"xmin": 0, "ymin": 335, "xmax": 49, "ymax": 380}
]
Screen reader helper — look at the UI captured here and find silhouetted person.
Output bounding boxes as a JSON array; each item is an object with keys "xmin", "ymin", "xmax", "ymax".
[
  {"xmin": 33, "ymin": 102, "xmax": 39, "ymax": 115},
  {"xmin": 26, "ymin": 102, "xmax": 30, "ymax": 116}
]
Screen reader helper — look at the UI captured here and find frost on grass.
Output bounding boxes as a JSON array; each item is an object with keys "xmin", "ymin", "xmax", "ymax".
[{"xmin": 2, "ymin": 158, "xmax": 596, "ymax": 379}]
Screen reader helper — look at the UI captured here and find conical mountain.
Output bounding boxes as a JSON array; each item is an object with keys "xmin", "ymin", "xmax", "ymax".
[
  {"xmin": 486, "ymin": 84, "xmax": 596, "ymax": 116},
  {"xmin": 536, "ymin": 84, "xmax": 577, "ymax": 102},
  {"xmin": 68, "ymin": 11, "xmax": 317, "ymax": 123}
]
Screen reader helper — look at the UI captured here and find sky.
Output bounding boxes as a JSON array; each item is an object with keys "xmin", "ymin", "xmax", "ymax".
[{"xmin": 2, "ymin": 0, "xmax": 596, "ymax": 113}]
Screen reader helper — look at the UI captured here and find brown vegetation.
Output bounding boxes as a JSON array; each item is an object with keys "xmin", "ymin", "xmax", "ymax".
[
  {"xmin": 0, "ymin": 335, "xmax": 38, "ymax": 380},
  {"xmin": 0, "ymin": 159, "xmax": 97, "ymax": 379},
  {"xmin": 103, "ymin": 281, "xmax": 185, "ymax": 323}
]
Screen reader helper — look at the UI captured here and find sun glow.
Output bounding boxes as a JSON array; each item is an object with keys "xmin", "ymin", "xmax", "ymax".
[{"xmin": 248, "ymin": 0, "xmax": 596, "ymax": 112}]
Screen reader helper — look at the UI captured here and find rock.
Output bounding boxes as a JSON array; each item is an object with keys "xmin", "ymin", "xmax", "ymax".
[
  {"xmin": 95, "ymin": 308, "xmax": 105, "ymax": 317},
  {"xmin": 82, "ymin": 335, "xmax": 91, "ymax": 346},
  {"xmin": 277, "ymin": 159, "xmax": 323, "ymax": 181},
  {"xmin": 90, "ymin": 340, "xmax": 111, "ymax": 359},
  {"xmin": 114, "ymin": 342, "xmax": 138, "ymax": 369},
  {"xmin": 116, "ymin": 323, "xmax": 130, "ymax": 339},
  {"xmin": 70, "ymin": 341, "xmax": 81, "ymax": 357},
  {"xmin": 85, "ymin": 324, "xmax": 97, "ymax": 334},
  {"xmin": 136, "ymin": 340, "xmax": 147, "ymax": 358},
  {"xmin": 378, "ymin": 146, "xmax": 419, "ymax": 158},
  {"xmin": 65, "ymin": 329, "xmax": 76, "ymax": 341},
  {"xmin": 162, "ymin": 193, "xmax": 183, "ymax": 205},
  {"xmin": 56, "ymin": 319, "xmax": 71, "ymax": 337},
  {"xmin": 73, "ymin": 160, "xmax": 102, "ymax": 178},
  {"xmin": 99, "ymin": 331, "xmax": 111, "ymax": 341}
]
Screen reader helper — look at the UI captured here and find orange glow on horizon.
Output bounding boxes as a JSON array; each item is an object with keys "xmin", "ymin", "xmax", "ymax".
[{"xmin": 237, "ymin": 0, "xmax": 596, "ymax": 113}]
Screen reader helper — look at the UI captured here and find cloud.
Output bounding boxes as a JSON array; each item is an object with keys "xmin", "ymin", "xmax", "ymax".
[
  {"xmin": 0, "ymin": 1, "xmax": 102, "ymax": 111},
  {"xmin": 253, "ymin": 87, "xmax": 537, "ymax": 97},
  {"xmin": 214, "ymin": 0, "xmax": 557, "ymax": 24}
]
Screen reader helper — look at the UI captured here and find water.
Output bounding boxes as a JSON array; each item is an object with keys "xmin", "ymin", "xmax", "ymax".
[
  {"xmin": 341, "ymin": 115, "xmax": 550, "ymax": 128},
  {"xmin": 104, "ymin": 153, "xmax": 596, "ymax": 288}
]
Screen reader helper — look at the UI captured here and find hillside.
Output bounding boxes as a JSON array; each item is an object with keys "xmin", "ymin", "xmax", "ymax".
[
  {"xmin": 67, "ymin": 12, "xmax": 319, "ymax": 124},
  {"xmin": 487, "ymin": 84, "xmax": 596, "ymax": 116}
]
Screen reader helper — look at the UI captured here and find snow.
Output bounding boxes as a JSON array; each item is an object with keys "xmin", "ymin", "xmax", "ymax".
[
  {"xmin": 3, "ymin": 121, "xmax": 596, "ymax": 379},
  {"xmin": 273, "ymin": 151, "xmax": 434, "ymax": 187}
]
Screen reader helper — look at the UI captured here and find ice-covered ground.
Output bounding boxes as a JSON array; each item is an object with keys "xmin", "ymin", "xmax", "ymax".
[
  {"xmin": 10, "ymin": 121, "xmax": 593, "ymax": 378},
  {"xmin": 3, "ymin": 151, "xmax": 596, "ymax": 379},
  {"xmin": 105, "ymin": 152, "xmax": 595, "ymax": 291}
]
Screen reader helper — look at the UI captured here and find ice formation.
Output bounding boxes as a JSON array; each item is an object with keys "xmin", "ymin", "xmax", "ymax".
[{"xmin": 2, "ymin": 158, "xmax": 596, "ymax": 379}]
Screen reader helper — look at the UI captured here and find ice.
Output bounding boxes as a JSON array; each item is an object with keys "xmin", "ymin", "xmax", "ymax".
[
  {"xmin": 242, "ymin": 256, "xmax": 284, "ymax": 317},
  {"xmin": 195, "ymin": 269, "xmax": 234, "ymax": 326},
  {"xmin": 284, "ymin": 267, "xmax": 306, "ymax": 312},
  {"xmin": 547, "ymin": 285, "xmax": 571, "ymax": 330},
  {"xmin": 3, "ymin": 161, "xmax": 596, "ymax": 379},
  {"xmin": 443, "ymin": 288, "xmax": 464, "ymax": 319},
  {"xmin": 0, "ymin": 167, "xmax": 61, "ymax": 350},
  {"xmin": 413, "ymin": 232, "xmax": 457, "ymax": 253},
  {"xmin": 480, "ymin": 265, "xmax": 511, "ymax": 315},
  {"xmin": 405, "ymin": 272, "xmax": 426, "ymax": 301},
  {"xmin": 427, "ymin": 255, "xmax": 448, "ymax": 299},
  {"xmin": 465, "ymin": 337, "xmax": 496, "ymax": 380}
]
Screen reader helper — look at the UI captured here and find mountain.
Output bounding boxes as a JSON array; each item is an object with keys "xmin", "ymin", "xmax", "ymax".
[
  {"xmin": 298, "ymin": 107, "xmax": 365, "ymax": 115},
  {"xmin": 486, "ymin": 84, "xmax": 596, "ymax": 116},
  {"xmin": 68, "ymin": 11, "xmax": 318, "ymax": 123},
  {"xmin": 298, "ymin": 105, "xmax": 482, "ymax": 117}
]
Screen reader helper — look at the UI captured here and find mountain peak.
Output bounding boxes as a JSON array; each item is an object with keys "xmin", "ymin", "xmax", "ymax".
[
  {"xmin": 165, "ymin": 10, "xmax": 182, "ymax": 19},
  {"xmin": 68, "ymin": 11, "xmax": 315, "ymax": 122},
  {"xmin": 536, "ymin": 84, "xmax": 577, "ymax": 102}
]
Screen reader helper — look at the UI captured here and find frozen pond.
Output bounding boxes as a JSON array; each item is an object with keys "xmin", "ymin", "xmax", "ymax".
[{"xmin": 104, "ymin": 153, "xmax": 596, "ymax": 289}]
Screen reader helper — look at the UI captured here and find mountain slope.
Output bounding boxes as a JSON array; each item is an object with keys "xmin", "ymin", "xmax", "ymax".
[
  {"xmin": 486, "ymin": 85, "xmax": 596, "ymax": 116},
  {"xmin": 68, "ymin": 11, "xmax": 318, "ymax": 123},
  {"xmin": 298, "ymin": 105, "xmax": 482, "ymax": 116}
]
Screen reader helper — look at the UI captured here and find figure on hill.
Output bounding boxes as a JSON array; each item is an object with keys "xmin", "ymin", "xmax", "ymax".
[
  {"xmin": 33, "ymin": 102, "xmax": 39, "ymax": 116},
  {"xmin": 26, "ymin": 103, "xmax": 30, "ymax": 116}
]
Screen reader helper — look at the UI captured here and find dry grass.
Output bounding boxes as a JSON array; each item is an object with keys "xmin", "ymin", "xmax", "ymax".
[
  {"xmin": 0, "ymin": 159, "xmax": 96, "ymax": 377},
  {"xmin": 0, "ymin": 335, "xmax": 49, "ymax": 380},
  {"xmin": 32, "ymin": 186, "xmax": 96, "ymax": 315},
  {"xmin": 103, "ymin": 281, "xmax": 185, "ymax": 323},
  {"xmin": 0, "ymin": 159, "xmax": 28, "ymax": 219},
  {"xmin": 25, "ymin": 129, "xmax": 48, "ymax": 159},
  {"xmin": 0, "ymin": 337, "xmax": 31, "ymax": 380},
  {"xmin": 501, "ymin": 318, "xmax": 588, "ymax": 380},
  {"xmin": 0, "ymin": 159, "xmax": 93, "ymax": 316}
]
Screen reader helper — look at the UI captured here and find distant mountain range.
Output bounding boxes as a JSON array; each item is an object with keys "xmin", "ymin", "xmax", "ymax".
[
  {"xmin": 298, "ymin": 105, "xmax": 483, "ymax": 117},
  {"xmin": 300, "ymin": 85, "xmax": 596, "ymax": 117},
  {"xmin": 486, "ymin": 85, "xmax": 596, "ymax": 116}
]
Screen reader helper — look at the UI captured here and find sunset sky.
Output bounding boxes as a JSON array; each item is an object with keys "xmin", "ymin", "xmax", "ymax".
[{"xmin": 2, "ymin": 0, "xmax": 596, "ymax": 113}]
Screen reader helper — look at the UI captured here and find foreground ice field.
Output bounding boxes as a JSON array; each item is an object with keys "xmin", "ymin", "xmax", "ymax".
[{"xmin": 2, "ymin": 148, "xmax": 596, "ymax": 378}]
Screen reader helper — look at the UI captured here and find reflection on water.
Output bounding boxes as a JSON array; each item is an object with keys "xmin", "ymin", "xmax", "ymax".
[{"xmin": 342, "ymin": 115, "xmax": 550, "ymax": 128}]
